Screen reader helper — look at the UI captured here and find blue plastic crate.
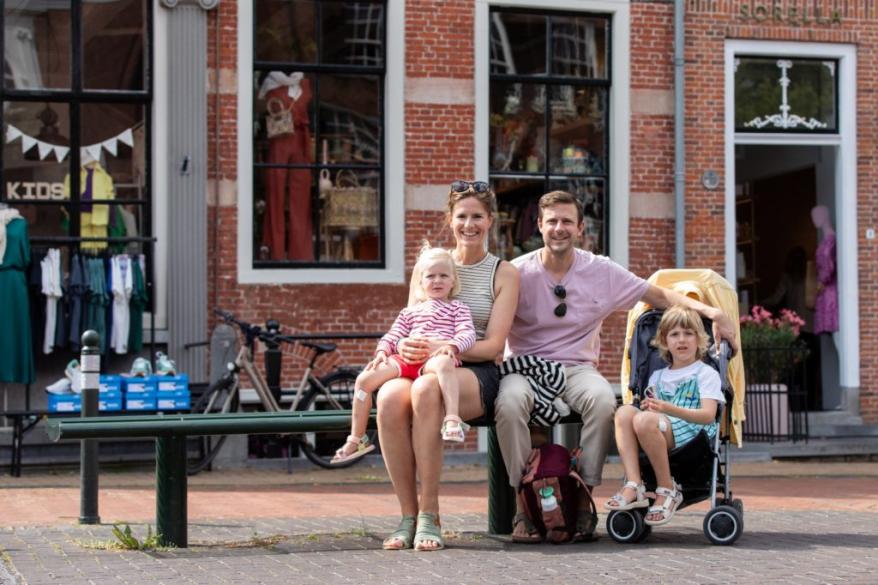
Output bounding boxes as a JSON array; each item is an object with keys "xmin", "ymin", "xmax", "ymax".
[
  {"xmin": 125, "ymin": 391, "xmax": 157, "ymax": 411},
  {"xmin": 157, "ymin": 390, "xmax": 190, "ymax": 411},
  {"xmin": 99, "ymin": 375, "xmax": 123, "ymax": 394},
  {"xmin": 123, "ymin": 376, "xmax": 157, "ymax": 394},
  {"xmin": 47, "ymin": 393, "xmax": 81, "ymax": 413},
  {"xmin": 156, "ymin": 374, "xmax": 189, "ymax": 393},
  {"xmin": 99, "ymin": 390, "xmax": 124, "ymax": 412}
]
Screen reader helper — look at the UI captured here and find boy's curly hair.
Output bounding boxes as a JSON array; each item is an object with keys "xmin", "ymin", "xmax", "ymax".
[{"xmin": 651, "ymin": 305, "xmax": 710, "ymax": 364}]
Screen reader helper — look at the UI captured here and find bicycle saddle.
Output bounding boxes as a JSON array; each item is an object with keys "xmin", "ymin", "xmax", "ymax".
[{"xmin": 301, "ymin": 341, "xmax": 337, "ymax": 354}]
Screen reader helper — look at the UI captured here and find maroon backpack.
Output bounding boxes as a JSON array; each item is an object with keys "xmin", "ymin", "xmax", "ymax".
[{"xmin": 517, "ymin": 443, "xmax": 597, "ymax": 544}]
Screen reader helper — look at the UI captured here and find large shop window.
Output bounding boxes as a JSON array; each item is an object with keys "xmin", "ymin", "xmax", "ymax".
[
  {"xmin": 1, "ymin": 1, "xmax": 152, "ymax": 270},
  {"xmin": 735, "ymin": 57, "xmax": 838, "ymax": 133},
  {"xmin": 489, "ymin": 8, "xmax": 610, "ymax": 258},
  {"xmin": 252, "ymin": 1, "xmax": 386, "ymax": 268}
]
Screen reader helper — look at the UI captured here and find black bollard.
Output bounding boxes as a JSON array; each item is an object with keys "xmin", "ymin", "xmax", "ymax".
[{"xmin": 79, "ymin": 330, "xmax": 100, "ymax": 525}]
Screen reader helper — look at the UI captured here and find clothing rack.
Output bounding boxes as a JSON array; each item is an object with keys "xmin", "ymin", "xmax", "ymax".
[{"xmin": 22, "ymin": 235, "xmax": 157, "ymax": 411}]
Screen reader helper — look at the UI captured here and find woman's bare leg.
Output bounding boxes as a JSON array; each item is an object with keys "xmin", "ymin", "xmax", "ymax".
[
  {"xmin": 377, "ymin": 377, "xmax": 417, "ymax": 548},
  {"xmin": 411, "ymin": 368, "xmax": 484, "ymax": 550}
]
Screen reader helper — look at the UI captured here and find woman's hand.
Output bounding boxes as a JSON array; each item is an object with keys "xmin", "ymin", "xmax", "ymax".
[
  {"xmin": 397, "ymin": 336, "xmax": 430, "ymax": 364},
  {"xmin": 365, "ymin": 351, "xmax": 390, "ymax": 371},
  {"xmin": 431, "ymin": 344, "xmax": 458, "ymax": 359}
]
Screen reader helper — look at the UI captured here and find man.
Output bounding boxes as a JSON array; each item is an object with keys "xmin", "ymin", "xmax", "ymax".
[{"xmin": 497, "ymin": 191, "xmax": 737, "ymax": 542}]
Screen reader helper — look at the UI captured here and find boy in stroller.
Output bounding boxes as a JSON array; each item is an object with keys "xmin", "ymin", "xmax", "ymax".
[{"xmin": 606, "ymin": 306, "xmax": 724, "ymax": 525}]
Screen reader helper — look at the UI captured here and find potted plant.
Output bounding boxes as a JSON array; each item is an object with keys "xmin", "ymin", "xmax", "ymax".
[{"xmin": 740, "ymin": 305, "xmax": 809, "ymax": 382}]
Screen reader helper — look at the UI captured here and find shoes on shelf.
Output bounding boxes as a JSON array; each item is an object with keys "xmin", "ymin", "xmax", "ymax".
[
  {"xmin": 65, "ymin": 359, "xmax": 83, "ymax": 393},
  {"xmin": 129, "ymin": 357, "xmax": 153, "ymax": 378},
  {"xmin": 155, "ymin": 352, "xmax": 177, "ymax": 376},
  {"xmin": 46, "ymin": 377, "xmax": 73, "ymax": 395}
]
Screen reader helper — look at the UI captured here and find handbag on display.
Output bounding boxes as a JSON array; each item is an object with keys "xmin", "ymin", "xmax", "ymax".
[
  {"xmin": 265, "ymin": 97, "xmax": 295, "ymax": 138},
  {"xmin": 321, "ymin": 169, "xmax": 378, "ymax": 229}
]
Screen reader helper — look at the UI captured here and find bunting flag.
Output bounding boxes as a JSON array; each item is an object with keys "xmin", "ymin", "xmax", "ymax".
[{"xmin": 3, "ymin": 123, "xmax": 137, "ymax": 163}]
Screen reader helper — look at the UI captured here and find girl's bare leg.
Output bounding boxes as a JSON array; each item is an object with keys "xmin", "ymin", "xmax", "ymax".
[
  {"xmin": 423, "ymin": 355, "xmax": 459, "ymax": 423},
  {"xmin": 345, "ymin": 365, "xmax": 399, "ymax": 447}
]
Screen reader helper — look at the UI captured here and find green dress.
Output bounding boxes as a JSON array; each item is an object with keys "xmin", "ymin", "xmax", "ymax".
[{"xmin": 0, "ymin": 218, "xmax": 35, "ymax": 384}]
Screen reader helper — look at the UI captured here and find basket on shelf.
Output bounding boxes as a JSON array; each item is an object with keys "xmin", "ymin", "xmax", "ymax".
[{"xmin": 320, "ymin": 169, "xmax": 378, "ymax": 229}]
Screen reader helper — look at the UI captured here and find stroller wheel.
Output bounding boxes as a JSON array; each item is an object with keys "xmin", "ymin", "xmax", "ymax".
[
  {"xmin": 606, "ymin": 509, "xmax": 647, "ymax": 544},
  {"xmin": 703, "ymin": 505, "xmax": 743, "ymax": 546},
  {"xmin": 731, "ymin": 498, "xmax": 744, "ymax": 516}
]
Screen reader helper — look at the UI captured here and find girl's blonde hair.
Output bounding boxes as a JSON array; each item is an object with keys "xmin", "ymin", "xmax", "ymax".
[
  {"xmin": 651, "ymin": 305, "xmax": 710, "ymax": 363},
  {"xmin": 412, "ymin": 242, "xmax": 460, "ymax": 302}
]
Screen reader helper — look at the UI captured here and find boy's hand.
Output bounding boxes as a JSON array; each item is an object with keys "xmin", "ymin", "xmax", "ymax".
[{"xmin": 642, "ymin": 397, "xmax": 669, "ymax": 414}]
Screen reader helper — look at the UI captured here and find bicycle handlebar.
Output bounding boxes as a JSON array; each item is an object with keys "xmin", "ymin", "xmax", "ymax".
[{"xmin": 213, "ymin": 309, "xmax": 383, "ymax": 345}]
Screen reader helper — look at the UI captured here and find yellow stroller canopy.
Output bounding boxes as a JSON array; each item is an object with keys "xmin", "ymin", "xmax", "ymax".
[{"xmin": 620, "ymin": 269, "xmax": 746, "ymax": 447}]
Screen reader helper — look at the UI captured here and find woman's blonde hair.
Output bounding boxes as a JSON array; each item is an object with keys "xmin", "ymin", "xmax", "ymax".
[
  {"xmin": 412, "ymin": 242, "xmax": 460, "ymax": 302},
  {"xmin": 651, "ymin": 305, "xmax": 710, "ymax": 363}
]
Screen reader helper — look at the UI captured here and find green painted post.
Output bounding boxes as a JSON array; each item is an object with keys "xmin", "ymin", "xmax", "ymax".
[
  {"xmin": 156, "ymin": 435, "xmax": 187, "ymax": 547},
  {"xmin": 79, "ymin": 330, "xmax": 100, "ymax": 525},
  {"xmin": 487, "ymin": 426, "xmax": 515, "ymax": 534}
]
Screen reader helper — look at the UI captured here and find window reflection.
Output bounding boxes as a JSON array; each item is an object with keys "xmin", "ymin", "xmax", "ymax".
[
  {"xmin": 82, "ymin": 0, "xmax": 146, "ymax": 91},
  {"xmin": 321, "ymin": 2, "xmax": 384, "ymax": 66},
  {"xmin": 490, "ymin": 82, "xmax": 546, "ymax": 173},
  {"xmin": 255, "ymin": 0, "xmax": 317, "ymax": 63},
  {"xmin": 4, "ymin": 0, "xmax": 72, "ymax": 89}
]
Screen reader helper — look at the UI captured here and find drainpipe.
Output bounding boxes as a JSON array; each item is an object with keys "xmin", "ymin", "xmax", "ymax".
[{"xmin": 674, "ymin": 0, "xmax": 685, "ymax": 267}]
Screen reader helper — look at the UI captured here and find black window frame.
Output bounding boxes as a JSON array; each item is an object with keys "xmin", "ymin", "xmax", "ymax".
[
  {"xmin": 488, "ymin": 6, "xmax": 612, "ymax": 256},
  {"xmin": 0, "ymin": 0, "xmax": 154, "ymax": 261},
  {"xmin": 252, "ymin": 0, "xmax": 387, "ymax": 270}
]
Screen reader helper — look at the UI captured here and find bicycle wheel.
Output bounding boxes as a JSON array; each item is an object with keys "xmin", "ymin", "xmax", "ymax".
[
  {"xmin": 186, "ymin": 374, "xmax": 240, "ymax": 475},
  {"xmin": 297, "ymin": 368, "xmax": 376, "ymax": 469}
]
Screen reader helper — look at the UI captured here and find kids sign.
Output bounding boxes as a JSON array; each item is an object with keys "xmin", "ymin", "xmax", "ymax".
[{"xmin": 738, "ymin": 2, "xmax": 842, "ymax": 25}]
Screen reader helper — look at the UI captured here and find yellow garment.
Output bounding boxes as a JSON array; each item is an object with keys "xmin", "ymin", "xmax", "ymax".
[
  {"xmin": 63, "ymin": 163, "xmax": 116, "ymax": 250},
  {"xmin": 619, "ymin": 269, "xmax": 746, "ymax": 447}
]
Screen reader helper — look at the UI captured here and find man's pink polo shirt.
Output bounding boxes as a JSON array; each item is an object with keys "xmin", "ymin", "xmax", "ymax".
[{"xmin": 506, "ymin": 248, "xmax": 648, "ymax": 367}]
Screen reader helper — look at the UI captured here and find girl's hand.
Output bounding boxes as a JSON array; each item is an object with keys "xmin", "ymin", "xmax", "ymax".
[
  {"xmin": 397, "ymin": 337, "xmax": 430, "ymax": 364},
  {"xmin": 431, "ymin": 344, "xmax": 458, "ymax": 359},
  {"xmin": 365, "ymin": 351, "xmax": 389, "ymax": 371}
]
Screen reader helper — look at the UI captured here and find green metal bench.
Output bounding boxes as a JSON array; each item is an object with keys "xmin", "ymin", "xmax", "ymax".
[{"xmin": 47, "ymin": 410, "xmax": 550, "ymax": 547}]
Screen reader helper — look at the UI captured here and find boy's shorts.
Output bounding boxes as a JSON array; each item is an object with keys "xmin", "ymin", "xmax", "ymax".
[{"xmin": 390, "ymin": 355, "xmax": 425, "ymax": 380}]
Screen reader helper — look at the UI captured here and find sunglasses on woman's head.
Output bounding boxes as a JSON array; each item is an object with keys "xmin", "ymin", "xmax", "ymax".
[
  {"xmin": 553, "ymin": 284, "xmax": 567, "ymax": 317},
  {"xmin": 451, "ymin": 180, "xmax": 490, "ymax": 194}
]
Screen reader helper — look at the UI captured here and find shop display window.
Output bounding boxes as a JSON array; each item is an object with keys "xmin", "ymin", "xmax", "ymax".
[
  {"xmin": 735, "ymin": 57, "xmax": 837, "ymax": 133},
  {"xmin": 489, "ymin": 8, "xmax": 610, "ymax": 258},
  {"xmin": 252, "ymin": 0, "xmax": 385, "ymax": 267},
  {"xmin": 1, "ymin": 1, "xmax": 152, "ymax": 263}
]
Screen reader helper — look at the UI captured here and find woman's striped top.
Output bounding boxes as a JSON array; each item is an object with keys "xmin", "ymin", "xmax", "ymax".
[{"xmin": 454, "ymin": 252, "xmax": 500, "ymax": 340}]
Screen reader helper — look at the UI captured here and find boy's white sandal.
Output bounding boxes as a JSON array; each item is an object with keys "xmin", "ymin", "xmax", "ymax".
[
  {"xmin": 644, "ymin": 483, "xmax": 683, "ymax": 526},
  {"xmin": 604, "ymin": 481, "xmax": 649, "ymax": 511},
  {"xmin": 330, "ymin": 434, "xmax": 375, "ymax": 465}
]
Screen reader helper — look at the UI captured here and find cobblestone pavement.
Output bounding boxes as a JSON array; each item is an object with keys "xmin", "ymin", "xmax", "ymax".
[
  {"xmin": 1, "ymin": 462, "xmax": 877, "ymax": 584},
  {"xmin": 1, "ymin": 509, "xmax": 877, "ymax": 585}
]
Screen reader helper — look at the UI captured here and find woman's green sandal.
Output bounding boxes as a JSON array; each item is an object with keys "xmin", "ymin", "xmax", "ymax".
[
  {"xmin": 413, "ymin": 512, "xmax": 445, "ymax": 551},
  {"xmin": 382, "ymin": 515, "xmax": 417, "ymax": 550}
]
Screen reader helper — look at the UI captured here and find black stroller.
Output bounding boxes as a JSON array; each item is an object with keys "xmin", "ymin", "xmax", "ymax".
[{"xmin": 606, "ymin": 307, "xmax": 744, "ymax": 545}]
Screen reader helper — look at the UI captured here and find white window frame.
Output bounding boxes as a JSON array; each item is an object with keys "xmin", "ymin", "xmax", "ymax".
[
  {"xmin": 474, "ymin": 0, "xmax": 632, "ymax": 267},
  {"xmin": 236, "ymin": 1, "xmax": 405, "ymax": 284},
  {"xmin": 724, "ymin": 40, "xmax": 859, "ymax": 388}
]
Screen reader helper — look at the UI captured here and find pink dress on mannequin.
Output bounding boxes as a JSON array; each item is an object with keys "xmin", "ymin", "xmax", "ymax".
[{"xmin": 814, "ymin": 233, "xmax": 838, "ymax": 334}]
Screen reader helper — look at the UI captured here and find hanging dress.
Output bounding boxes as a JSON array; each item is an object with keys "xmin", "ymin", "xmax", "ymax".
[
  {"xmin": 814, "ymin": 233, "xmax": 839, "ymax": 334},
  {"xmin": 0, "ymin": 216, "xmax": 35, "ymax": 384}
]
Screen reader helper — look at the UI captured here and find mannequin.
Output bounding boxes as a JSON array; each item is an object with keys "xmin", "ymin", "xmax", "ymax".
[
  {"xmin": 62, "ymin": 152, "xmax": 116, "ymax": 251},
  {"xmin": 811, "ymin": 205, "xmax": 838, "ymax": 334},
  {"xmin": 0, "ymin": 205, "xmax": 35, "ymax": 384},
  {"xmin": 259, "ymin": 71, "xmax": 314, "ymax": 261}
]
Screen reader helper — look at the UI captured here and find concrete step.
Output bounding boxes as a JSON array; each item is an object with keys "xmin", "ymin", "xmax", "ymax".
[
  {"xmin": 807, "ymin": 410, "xmax": 864, "ymax": 426},
  {"xmin": 808, "ymin": 424, "xmax": 878, "ymax": 438}
]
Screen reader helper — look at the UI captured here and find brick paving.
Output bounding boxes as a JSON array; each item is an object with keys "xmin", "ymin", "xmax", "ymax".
[{"xmin": 1, "ymin": 462, "xmax": 877, "ymax": 584}]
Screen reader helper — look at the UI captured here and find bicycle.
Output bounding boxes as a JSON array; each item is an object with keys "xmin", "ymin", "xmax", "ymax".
[{"xmin": 187, "ymin": 309, "xmax": 376, "ymax": 474}]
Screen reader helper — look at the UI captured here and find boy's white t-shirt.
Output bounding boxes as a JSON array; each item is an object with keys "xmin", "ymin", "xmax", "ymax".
[{"xmin": 647, "ymin": 360, "xmax": 725, "ymax": 403}]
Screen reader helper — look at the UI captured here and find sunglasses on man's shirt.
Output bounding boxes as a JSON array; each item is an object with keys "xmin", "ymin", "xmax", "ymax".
[{"xmin": 553, "ymin": 284, "xmax": 567, "ymax": 317}]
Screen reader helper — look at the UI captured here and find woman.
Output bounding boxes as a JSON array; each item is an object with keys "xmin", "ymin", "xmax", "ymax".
[{"xmin": 377, "ymin": 181, "xmax": 519, "ymax": 551}]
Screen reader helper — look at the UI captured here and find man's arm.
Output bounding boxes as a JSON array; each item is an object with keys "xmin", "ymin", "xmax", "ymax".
[{"xmin": 640, "ymin": 284, "xmax": 739, "ymax": 353}]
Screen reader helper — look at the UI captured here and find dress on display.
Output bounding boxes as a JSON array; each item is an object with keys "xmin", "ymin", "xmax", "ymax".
[
  {"xmin": 814, "ymin": 233, "xmax": 839, "ymax": 334},
  {"xmin": 0, "ymin": 215, "xmax": 35, "ymax": 384},
  {"xmin": 260, "ymin": 73, "xmax": 314, "ymax": 261}
]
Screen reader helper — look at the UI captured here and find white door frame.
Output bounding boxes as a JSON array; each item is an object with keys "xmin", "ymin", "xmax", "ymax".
[{"xmin": 724, "ymin": 40, "xmax": 859, "ymax": 390}]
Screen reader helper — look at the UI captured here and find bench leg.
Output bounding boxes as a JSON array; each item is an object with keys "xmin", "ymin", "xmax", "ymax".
[
  {"xmin": 156, "ymin": 436, "xmax": 188, "ymax": 548},
  {"xmin": 487, "ymin": 426, "xmax": 515, "ymax": 535}
]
